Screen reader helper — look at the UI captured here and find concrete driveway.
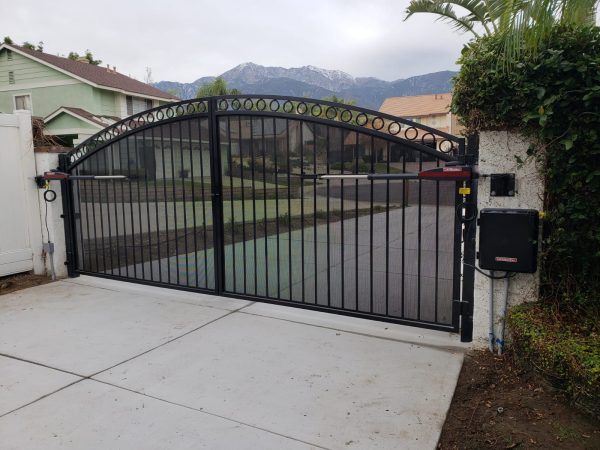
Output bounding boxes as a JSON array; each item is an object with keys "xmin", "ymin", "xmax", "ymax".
[{"xmin": 0, "ymin": 276, "xmax": 465, "ymax": 449}]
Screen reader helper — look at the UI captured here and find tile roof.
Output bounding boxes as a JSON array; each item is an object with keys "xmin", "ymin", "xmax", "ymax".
[
  {"xmin": 4, "ymin": 44, "xmax": 179, "ymax": 101},
  {"xmin": 379, "ymin": 93, "xmax": 452, "ymax": 118}
]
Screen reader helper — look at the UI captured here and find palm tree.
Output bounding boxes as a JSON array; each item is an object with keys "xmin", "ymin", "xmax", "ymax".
[
  {"xmin": 195, "ymin": 77, "xmax": 241, "ymax": 98},
  {"xmin": 404, "ymin": 0, "xmax": 598, "ymax": 58}
]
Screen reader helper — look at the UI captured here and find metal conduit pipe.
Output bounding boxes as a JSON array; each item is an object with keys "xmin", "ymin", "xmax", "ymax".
[{"xmin": 498, "ymin": 275, "xmax": 510, "ymax": 355}]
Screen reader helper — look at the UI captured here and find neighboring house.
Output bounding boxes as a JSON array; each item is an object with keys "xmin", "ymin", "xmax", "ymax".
[
  {"xmin": 379, "ymin": 92, "xmax": 463, "ymax": 137},
  {"xmin": 0, "ymin": 43, "xmax": 179, "ymax": 146}
]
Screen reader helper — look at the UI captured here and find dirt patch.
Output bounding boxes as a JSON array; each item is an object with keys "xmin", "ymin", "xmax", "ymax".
[
  {"xmin": 0, "ymin": 272, "xmax": 52, "ymax": 296},
  {"xmin": 439, "ymin": 350, "xmax": 600, "ymax": 449}
]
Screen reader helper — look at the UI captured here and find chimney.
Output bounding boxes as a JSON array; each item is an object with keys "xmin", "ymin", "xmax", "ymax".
[
  {"xmin": 113, "ymin": 66, "xmax": 116, "ymax": 73},
  {"xmin": 106, "ymin": 63, "xmax": 110, "ymax": 72},
  {"xmin": 77, "ymin": 56, "xmax": 89, "ymax": 64}
]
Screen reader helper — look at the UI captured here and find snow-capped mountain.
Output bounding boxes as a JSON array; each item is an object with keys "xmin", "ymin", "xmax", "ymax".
[{"xmin": 154, "ymin": 63, "xmax": 456, "ymax": 109}]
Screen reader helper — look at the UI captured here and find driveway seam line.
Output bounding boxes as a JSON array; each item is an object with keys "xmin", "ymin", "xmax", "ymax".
[
  {"xmin": 88, "ymin": 302, "xmax": 255, "ymax": 379},
  {"xmin": 61, "ymin": 278, "xmax": 247, "ymax": 312},
  {"xmin": 90, "ymin": 378, "xmax": 332, "ymax": 450},
  {"xmin": 0, "ymin": 352, "xmax": 85, "ymax": 378},
  {"xmin": 235, "ymin": 310, "xmax": 466, "ymax": 352}
]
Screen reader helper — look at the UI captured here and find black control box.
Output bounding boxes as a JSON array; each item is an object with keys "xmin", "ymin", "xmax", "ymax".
[{"xmin": 478, "ymin": 208, "xmax": 539, "ymax": 273}]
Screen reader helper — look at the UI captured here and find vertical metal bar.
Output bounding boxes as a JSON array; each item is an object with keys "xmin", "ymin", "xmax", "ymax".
[
  {"xmin": 417, "ymin": 148, "xmax": 423, "ymax": 319},
  {"xmin": 179, "ymin": 120, "xmax": 189, "ymax": 286},
  {"xmin": 208, "ymin": 98, "xmax": 225, "ymax": 295},
  {"xmin": 300, "ymin": 121, "xmax": 305, "ymax": 303},
  {"xmin": 189, "ymin": 118, "xmax": 199, "ymax": 288},
  {"xmin": 152, "ymin": 126, "xmax": 162, "ymax": 283},
  {"xmin": 160, "ymin": 124, "xmax": 171, "ymax": 284},
  {"xmin": 126, "ymin": 136, "xmax": 137, "ymax": 278},
  {"xmin": 89, "ymin": 154, "xmax": 100, "ymax": 272},
  {"xmin": 227, "ymin": 116, "xmax": 236, "ymax": 292},
  {"xmin": 286, "ymin": 118, "xmax": 292, "ymax": 300},
  {"xmin": 326, "ymin": 126, "xmax": 331, "ymax": 307},
  {"xmin": 273, "ymin": 117, "xmax": 280, "ymax": 299},
  {"xmin": 134, "ymin": 133, "xmax": 145, "ymax": 280},
  {"xmin": 340, "ymin": 129, "xmax": 345, "ymax": 309},
  {"xmin": 142, "ymin": 129, "xmax": 154, "ymax": 282},
  {"xmin": 313, "ymin": 125, "xmax": 318, "ymax": 305},
  {"xmin": 74, "ymin": 169, "xmax": 86, "ymax": 272},
  {"xmin": 385, "ymin": 141, "xmax": 390, "ymax": 316},
  {"xmin": 102, "ymin": 148, "xmax": 114, "ymax": 275},
  {"xmin": 369, "ymin": 135, "xmax": 374, "ymax": 313},
  {"xmin": 354, "ymin": 131, "xmax": 359, "ymax": 311},
  {"xmin": 239, "ymin": 117, "xmax": 247, "ymax": 295},
  {"xmin": 198, "ymin": 118, "xmax": 209, "ymax": 289},
  {"xmin": 109, "ymin": 145, "xmax": 121, "ymax": 276},
  {"xmin": 169, "ymin": 123, "xmax": 178, "ymax": 285},
  {"xmin": 460, "ymin": 136, "xmax": 476, "ymax": 342},
  {"xmin": 401, "ymin": 146, "xmax": 406, "ymax": 318},
  {"xmin": 250, "ymin": 117, "xmax": 258, "ymax": 296},
  {"xmin": 261, "ymin": 117, "xmax": 269, "ymax": 297},
  {"xmin": 435, "ymin": 156, "xmax": 440, "ymax": 323},
  {"xmin": 58, "ymin": 154, "xmax": 78, "ymax": 277},
  {"xmin": 96, "ymin": 153, "xmax": 107, "ymax": 273},
  {"xmin": 120, "ymin": 141, "xmax": 130, "ymax": 277}
]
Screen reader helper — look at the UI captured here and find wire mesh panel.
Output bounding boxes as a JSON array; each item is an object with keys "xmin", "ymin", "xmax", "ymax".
[{"xmin": 65, "ymin": 96, "xmax": 470, "ymax": 334}]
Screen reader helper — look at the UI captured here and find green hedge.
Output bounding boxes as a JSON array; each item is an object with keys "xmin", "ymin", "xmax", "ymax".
[{"xmin": 452, "ymin": 25, "xmax": 600, "ymax": 312}]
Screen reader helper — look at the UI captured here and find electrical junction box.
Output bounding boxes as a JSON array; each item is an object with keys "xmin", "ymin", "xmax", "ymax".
[{"xmin": 478, "ymin": 208, "xmax": 539, "ymax": 273}]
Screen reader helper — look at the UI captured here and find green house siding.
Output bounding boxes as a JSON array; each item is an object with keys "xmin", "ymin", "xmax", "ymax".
[
  {"xmin": 0, "ymin": 49, "xmax": 72, "ymax": 86},
  {"xmin": 45, "ymin": 113, "xmax": 99, "ymax": 132}
]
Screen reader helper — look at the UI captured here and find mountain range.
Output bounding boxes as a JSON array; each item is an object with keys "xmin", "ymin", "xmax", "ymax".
[{"xmin": 153, "ymin": 63, "xmax": 457, "ymax": 110}]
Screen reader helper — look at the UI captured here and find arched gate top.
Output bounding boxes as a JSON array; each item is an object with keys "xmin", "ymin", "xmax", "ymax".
[{"xmin": 65, "ymin": 94, "xmax": 464, "ymax": 170}]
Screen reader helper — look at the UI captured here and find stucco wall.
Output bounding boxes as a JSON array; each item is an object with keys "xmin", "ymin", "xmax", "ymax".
[{"xmin": 472, "ymin": 131, "xmax": 544, "ymax": 348}]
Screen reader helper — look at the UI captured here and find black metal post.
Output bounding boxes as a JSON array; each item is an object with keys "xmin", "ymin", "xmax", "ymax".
[
  {"xmin": 460, "ymin": 135, "xmax": 478, "ymax": 342},
  {"xmin": 58, "ymin": 153, "xmax": 79, "ymax": 277},
  {"xmin": 208, "ymin": 98, "xmax": 225, "ymax": 295}
]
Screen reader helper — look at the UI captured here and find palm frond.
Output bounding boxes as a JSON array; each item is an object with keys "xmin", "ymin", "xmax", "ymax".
[{"xmin": 404, "ymin": 0, "xmax": 482, "ymax": 36}]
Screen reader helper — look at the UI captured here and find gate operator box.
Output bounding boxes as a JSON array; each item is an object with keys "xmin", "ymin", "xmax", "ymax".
[{"xmin": 478, "ymin": 209, "xmax": 539, "ymax": 273}]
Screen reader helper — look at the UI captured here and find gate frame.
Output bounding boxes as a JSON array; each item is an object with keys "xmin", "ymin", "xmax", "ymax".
[{"xmin": 60, "ymin": 95, "xmax": 476, "ymax": 341}]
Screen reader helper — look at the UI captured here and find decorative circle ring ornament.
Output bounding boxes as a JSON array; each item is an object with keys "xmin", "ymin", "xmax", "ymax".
[
  {"xmin": 166, "ymin": 107, "xmax": 174, "ymax": 118},
  {"xmin": 269, "ymin": 99, "xmax": 280, "ymax": 111},
  {"xmin": 243, "ymin": 99, "xmax": 254, "ymax": 110},
  {"xmin": 421, "ymin": 133, "xmax": 435, "ymax": 146},
  {"xmin": 404, "ymin": 126, "xmax": 418, "ymax": 140},
  {"xmin": 256, "ymin": 99, "xmax": 267, "ymax": 111},
  {"xmin": 310, "ymin": 104, "xmax": 322, "ymax": 117},
  {"xmin": 232, "ymin": 99, "xmax": 241, "ymax": 110},
  {"xmin": 176, "ymin": 105, "xmax": 185, "ymax": 116},
  {"xmin": 325, "ymin": 106, "xmax": 337, "ymax": 120},
  {"xmin": 186, "ymin": 103, "xmax": 196, "ymax": 114},
  {"xmin": 283, "ymin": 100, "xmax": 294, "ymax": 113},
  {"xmin": 156, "ymin": 109, "xmax": 165, "ymax": 121},
  {"xmin": 439, "ymin": 139, "xmax": 454, "ymax": 154},
  {"xmin": 340, "ymin": 109, "xmax": 353, "ymax": 123},
  {"xmin": 297, "ymin": 102, "xmax": 308, "ymax": 114},
  {"xmin": 372, "ymin": 117, "xmax": 385, "ymax": 131},
  {"xmin": 355, "ymin": 113, "xmax": 368, "ymax": 126},
  {"xmin": 218, "ymin": 100, "xmax": 228, "ymax": 111},
  {"xmin": 388, "ymin": 121, "xmax": 401, "ymax": 135}
]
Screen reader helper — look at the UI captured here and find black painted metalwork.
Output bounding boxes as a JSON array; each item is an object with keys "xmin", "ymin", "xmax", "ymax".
[{"xmin": 62, "ymin": 95, "xmax": 474, "ymax": 337}]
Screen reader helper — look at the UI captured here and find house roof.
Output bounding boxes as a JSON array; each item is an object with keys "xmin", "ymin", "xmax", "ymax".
[
  {"xmin": 45, "ymin": 106, "xmax": 119, "ymax": 129},
  {"xmin": 379, "ymin": 93, "xmax": 452, "ymax": 118},
  {"xmin": 1, "ymin": 44, "xmax": 179, "ymax": 101}
]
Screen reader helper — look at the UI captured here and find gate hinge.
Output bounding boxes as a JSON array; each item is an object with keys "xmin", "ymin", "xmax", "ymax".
[{"xmin": 453, "ymin": 299, "xmax": 472, "ymax": 315}]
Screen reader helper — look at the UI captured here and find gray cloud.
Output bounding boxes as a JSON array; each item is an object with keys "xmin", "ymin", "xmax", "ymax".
[{"xmin": 1, "ymin": 0, "xmax": 471, "ymax": 82}]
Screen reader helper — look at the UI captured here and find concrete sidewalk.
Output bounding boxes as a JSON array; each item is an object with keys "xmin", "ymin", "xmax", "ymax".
[{"xmin": 0, "ymin": 276, "xmax": 465, "ymax": 449}]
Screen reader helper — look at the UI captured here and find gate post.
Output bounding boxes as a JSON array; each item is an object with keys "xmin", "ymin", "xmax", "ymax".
[
  {"xmin": 208, "ymin": 98, "xmax": 225, "ymax": 295},
  {"xmin": 58, "ymin": 153, "xmax": 79, "ymax": 277},
  {"xmin": 459, "ymin": 135, "xmax": 478, "ymax": 342}
]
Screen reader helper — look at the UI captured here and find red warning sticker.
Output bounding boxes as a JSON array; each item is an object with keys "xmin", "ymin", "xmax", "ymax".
[{"xmin": 495, "ymin": 256, "xmax": 518, "ymax": 263}]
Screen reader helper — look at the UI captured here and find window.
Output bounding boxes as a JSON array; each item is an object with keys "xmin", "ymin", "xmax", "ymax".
[
  {"xmin": 14, "ymin": 94, "xmax": 32, "ymax": 111},
  {"xmin": 7, "ymin": 50, "xmax": 13, "ymax": 61},
  {"xmin": 8, "ymin": 71, "xmax": 15, "ymax": 84},
  {"xmin": 126, "ymin": 95, "xmax": 133, "ymax": 115},
  {"xmin": 145, "ymin": 99, "xmax": 153, "ymax": 109}
]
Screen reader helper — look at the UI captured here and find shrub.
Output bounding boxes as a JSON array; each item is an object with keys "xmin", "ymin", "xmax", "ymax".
[{"xmin": 453, "ymin": 25, "xmax": 600, "ymax": 312}]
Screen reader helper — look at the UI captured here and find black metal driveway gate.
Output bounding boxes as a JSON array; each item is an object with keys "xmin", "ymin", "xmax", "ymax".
[{"xmin": 59, "ymin": 95, "xmax": 476, "ymax": 341}]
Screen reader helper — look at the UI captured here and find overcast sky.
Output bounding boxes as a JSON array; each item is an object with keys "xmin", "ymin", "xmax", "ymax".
[{"xmin": 1, "ymin": 0, "xmax": 472, "ymax": 83}]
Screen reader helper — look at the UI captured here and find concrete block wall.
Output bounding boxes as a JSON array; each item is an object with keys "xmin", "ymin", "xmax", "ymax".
[{"xmin": 472, "ymin": 131, "xmax": 544, "ymax": 348}]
